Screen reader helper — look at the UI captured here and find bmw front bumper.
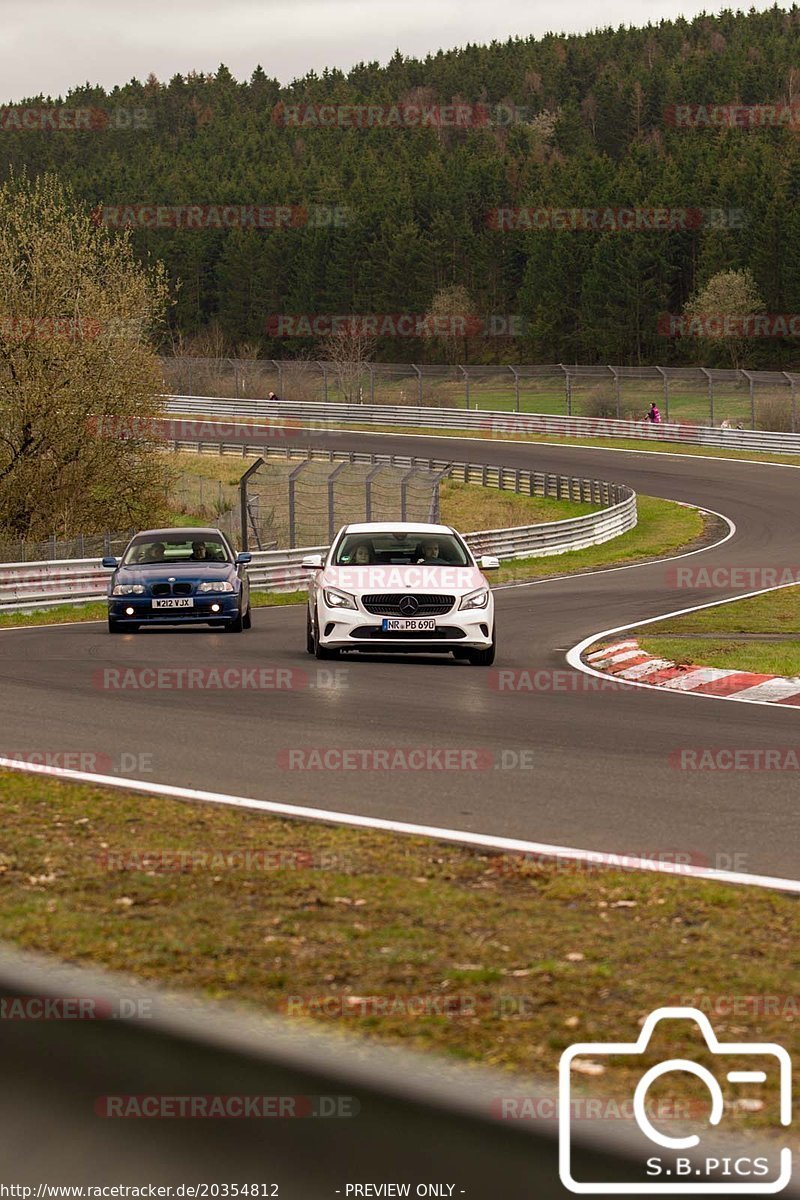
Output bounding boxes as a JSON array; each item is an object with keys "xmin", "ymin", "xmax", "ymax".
[{"xmin": 108, "ymin": 595, "xmax": 242, "ymax": 625}]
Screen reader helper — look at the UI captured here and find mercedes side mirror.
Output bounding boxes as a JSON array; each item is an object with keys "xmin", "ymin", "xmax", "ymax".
[
  {"xmin": 479, "ymin": 555, "xmax": 500, "ymax": 571},
  {"xmin": 302, "ymin": 554, "xmax": 324, "ymax": 569}
]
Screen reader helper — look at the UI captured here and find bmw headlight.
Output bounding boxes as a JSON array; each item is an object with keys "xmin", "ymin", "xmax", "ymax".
[
  {"xmin": 197, "ymin": 581, "xmax": 235, "ymax": 593},
  {"xmin": 112, "ymin": 584, "xmax": 145, "ymax": 596},
  {"xmin": 459, "ymin": 587, "xmax": 489, "ymax": 611},
  {"xmin": 323, "ymin": 587, "xmax": 357, "ymax": 610}
]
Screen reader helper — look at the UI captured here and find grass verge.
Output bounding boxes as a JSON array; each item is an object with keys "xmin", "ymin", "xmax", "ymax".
[
  {"xmin": 638, "ymin": 584, "xmax": 800, "ymax": 676},
  {"xmin": 0, "ymin": 591, "xmax": 306, "ymax": 630},
  {"xmin": 0, "ymin": 769, "xmax": 795, "ymax": 1139},
  {"xmin": 492, "ymin": 495, "xmax": 704, "ymax": 585}
]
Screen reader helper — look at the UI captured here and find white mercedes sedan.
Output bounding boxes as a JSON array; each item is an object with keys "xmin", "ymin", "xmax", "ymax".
[{"xmin": 303, "ymin": 521, "xmax": 499, "ymax": 665}]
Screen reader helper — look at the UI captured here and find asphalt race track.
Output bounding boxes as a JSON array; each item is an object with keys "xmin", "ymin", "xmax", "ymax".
[{"xmin": 2, "ymin": 430, "xmax": 800, "ymax": 881}]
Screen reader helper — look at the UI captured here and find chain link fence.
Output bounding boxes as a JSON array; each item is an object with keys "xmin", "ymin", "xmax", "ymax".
[
  {"xmin": 242, "ymin": 459, "xmax": 445, "ymax": 549},
  {"xmin": 0, "ymin": 461, "xmax": 443, "ymax": 564},
  {"xmin": 161, "ymin": 357, "xmax": 800, "ymax": 430},
  {"xmin": 0, "ymin": 530, "xmax": 135, "ymax": 565}
]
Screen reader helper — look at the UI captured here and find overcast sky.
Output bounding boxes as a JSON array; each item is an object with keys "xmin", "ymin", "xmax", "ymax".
[{"xmin": 3, "ymin": 0, "xmax": 781, "ymax": 102}]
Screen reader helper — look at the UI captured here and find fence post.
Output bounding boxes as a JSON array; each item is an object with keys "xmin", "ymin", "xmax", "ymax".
[
  {"xmin": 287, "ymin": 460, "xmax": 310, "ymax": 548},
  {"xmin": 784, "ymin": 372, "xmax": 797, "ymax": 433},
  {"xmin": 459, "ymin": 366, "xmax": 469, "ymax": 409},
  {"xmin": 364, "ymin": 463, "xmax": 384, "ymax": 523},
  {"xmin": 561, "ymin": 365, "xmax": 572, "ymax": 416},
  {"xmin": 701, "ymin": 367, "xmax": 714, "ymax": 425},
  {"xmin": 270, "ymin": 360, "xmax": 284, "ymax": 400},
  {"xmin": 239, "ymin": 458, "xmax": 265, "ymax": 552},
  {"xmin": 327, "ymin": 460, "xmax": 349, "ymax": 543},
  {"xmin": 412, "ymin": 364, "xmax": 423, "ymax": 405},
  {"xmin": 610, "ymin": 366, "xmax": 620, "ymax": 419},
  {"xmin": 743, "ymin": 370, "xmax": 756, "ymax": 429},
  {"xmin": 656, "ymin": 366, "xmax": 669, "ymax": 422},
  {"xmin": 509, "ymin": 366, "xmax": 520, "ymax": 412},
  {"xmin": 316, "ymin": 362, "xmax": 328, "ymax": 404},
  {"xmin": 400, "ymin": 468, "xmax": 417, "ymax": 522}
]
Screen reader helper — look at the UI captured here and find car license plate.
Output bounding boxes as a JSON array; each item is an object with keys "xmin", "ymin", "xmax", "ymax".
[
  {"xmin": 382, "ymin": 618, "xmax": 435, "ymax": 631},
  {"xmin": 152, "ymin": 598, "xmax": 194, "ymax": 609}
]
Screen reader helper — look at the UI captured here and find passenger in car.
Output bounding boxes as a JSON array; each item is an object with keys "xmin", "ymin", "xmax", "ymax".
[{"xmin": 417, "ymin": 539, "xmax": 448, "ymax": 565}]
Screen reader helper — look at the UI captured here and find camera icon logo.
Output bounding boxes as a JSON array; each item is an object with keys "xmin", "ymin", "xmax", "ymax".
[{"xmin": 559, "ymin": 1006, "xmax": 792, "ymax": 1194}]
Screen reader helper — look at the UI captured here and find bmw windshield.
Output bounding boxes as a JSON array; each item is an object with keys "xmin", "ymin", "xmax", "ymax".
[{"xmin": 122, "ymin": 536, "xmax": 232, "ymax": 566}]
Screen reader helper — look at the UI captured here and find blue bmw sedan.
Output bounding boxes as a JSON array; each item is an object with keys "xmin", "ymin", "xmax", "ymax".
[{"xmin": 103, "ymin": 528, "xmax": 252, "ymax": 633}]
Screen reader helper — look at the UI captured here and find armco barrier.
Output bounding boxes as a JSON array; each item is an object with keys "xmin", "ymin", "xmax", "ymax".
[
  {"xmin": 165, "ymin": 392, "xmax": 800, "ymax": 453},
  {"xmin": 0, "ymin": 943, "xmax": 794, "ymax": 1195},
  {"xmin": 0, "ymin": 448, "xmax": 636, "ymax": 611}
]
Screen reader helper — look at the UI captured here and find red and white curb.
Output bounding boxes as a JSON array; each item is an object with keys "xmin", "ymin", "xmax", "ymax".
[{"xmin": 586, "ymin": 640, "xmax": 800, "ymax": 706}]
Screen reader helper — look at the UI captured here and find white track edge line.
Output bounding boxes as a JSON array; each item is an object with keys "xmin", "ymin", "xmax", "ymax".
[
  {"xmin": 567, "ymin": 577, "xmax": 800, "ymax": 709},
  {"xmin": 0, "ymin": 756, "xmax": 797, "ymax": 894}
]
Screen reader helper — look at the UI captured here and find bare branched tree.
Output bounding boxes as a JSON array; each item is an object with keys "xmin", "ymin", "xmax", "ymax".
[
  {"xmin": 320, "ymin": 323, "xmax": 376, "ymax": 403},
  {"xmin": 0, "ymin": 173, "xmax": 171, "ymax": 539}
]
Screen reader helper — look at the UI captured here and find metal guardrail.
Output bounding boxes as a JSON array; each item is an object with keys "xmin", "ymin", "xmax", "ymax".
[
  {"xmin": 162, "ymin": 357, "xmax": 800, "ymax": 429},
  {"xmin": 0, "ymin": 942, "xmax": 794, "ymax": 1195},
  {"xmin": 7, "ymin": 942, "xmax": 791, "ymax": 1195},
  {"xmin": 165, "ymin": 393, "xmax": 800, "ymax": 453},
  {"xmin": 0, "ymin": 446, "xmax": 635, "ymax": 610}
]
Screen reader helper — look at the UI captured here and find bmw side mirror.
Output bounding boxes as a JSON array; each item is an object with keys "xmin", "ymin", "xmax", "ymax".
[
  {"xmin": 101, "ymin": 556, "xmax": 119, "ymax": 569},
  {"xmin": 479, "ymin": 555, "xmax": 500, "ymax": 571},
  {"xmin": 236, "ymin": 552, "xmax": 252, "ymax": 564},
  {"xmin": 302, "ymin": 554, "xmax": 324, "ymax": 569}
]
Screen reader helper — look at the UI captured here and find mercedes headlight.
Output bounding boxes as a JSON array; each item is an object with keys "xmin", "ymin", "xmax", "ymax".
[
  {"xmin": 459, "ymin": 588, "xmax": 489, "ymax": 611},
  {"xmin": 323, "ymin": 587, "xmax": 357, "ymax": 610}
]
